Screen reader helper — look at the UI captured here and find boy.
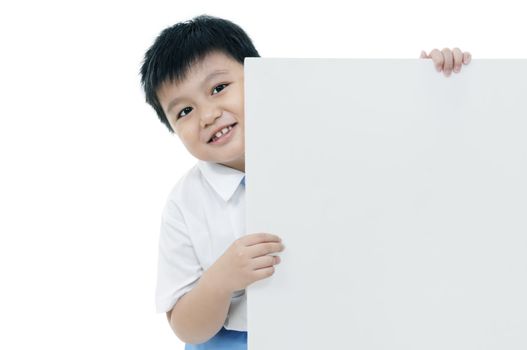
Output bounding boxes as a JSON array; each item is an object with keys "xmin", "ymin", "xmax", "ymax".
[{"xmin": 140, "ymin": 14, "xmax": 472, "ymax": 349}]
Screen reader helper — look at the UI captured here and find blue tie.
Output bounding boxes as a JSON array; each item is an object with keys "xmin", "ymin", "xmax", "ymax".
[{"xmin": 241, "ymin": 176, "xmax": 246, "ymax": 187}]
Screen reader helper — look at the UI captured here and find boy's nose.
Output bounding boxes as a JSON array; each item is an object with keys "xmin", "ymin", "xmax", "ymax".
[{"xmin": 200, "ymin": 107, "xmax": 223, "ymax": 128}]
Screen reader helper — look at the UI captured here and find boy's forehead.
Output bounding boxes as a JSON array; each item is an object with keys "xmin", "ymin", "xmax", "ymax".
[
  {"xmin": 175, "ymin": 52, "xmax": 241, "ymax": 84},
  {"xmin": 196, "ymin": 50, "xmax": 240, "ymax": 67},
  {"xmin": 192, "ymin": 51, "xmax": 241, "ymax": 76}
]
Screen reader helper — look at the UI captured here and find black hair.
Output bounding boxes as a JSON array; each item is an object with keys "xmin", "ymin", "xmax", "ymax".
[{"xmin": 140, "ymin": 14, "xmax": 260, "ymax": 133}]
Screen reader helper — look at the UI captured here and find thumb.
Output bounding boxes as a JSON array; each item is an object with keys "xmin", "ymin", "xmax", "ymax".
[{"xmin": 420, "ymin": 50, "xmax": 429, "ymax": 59}]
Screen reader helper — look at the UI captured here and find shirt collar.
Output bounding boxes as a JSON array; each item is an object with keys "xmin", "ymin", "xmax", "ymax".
[{"xmin": 197, "ymin": 160, "xmax": 245, "ymax": 202}]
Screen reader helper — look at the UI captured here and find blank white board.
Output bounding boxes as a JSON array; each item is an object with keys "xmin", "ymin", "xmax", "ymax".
[{"xmin": 244, "ymin": 59, "xmax": 527, "ymax": 350}]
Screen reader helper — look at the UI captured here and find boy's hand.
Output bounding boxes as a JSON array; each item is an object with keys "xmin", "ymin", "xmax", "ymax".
[
  {"xmin": 420, "ymin": 48, "xmax": 472, "ymax": 77},
  {"xmin": 204, "ymin": 233, "xmax": 285, "ymax": 294}
]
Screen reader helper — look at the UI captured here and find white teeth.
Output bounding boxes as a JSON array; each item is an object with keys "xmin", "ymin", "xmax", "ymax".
[
  {"xmin": 215, "ymin": 128, "xmax": 228, "ymax": 138},
  {"xmin": 211, "ymin": 125, "xmax": 233, "ymax": 142}
]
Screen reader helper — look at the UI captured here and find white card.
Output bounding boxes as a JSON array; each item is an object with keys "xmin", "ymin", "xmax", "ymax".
[{"xmin": 245, "ymin": 59, "xmax": 527, "ymax": 349}]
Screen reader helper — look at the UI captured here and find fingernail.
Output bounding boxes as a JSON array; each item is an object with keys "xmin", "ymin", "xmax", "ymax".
[{"xmin": 436, "ymin": 65, "xmax": 442, "ymax": 72}]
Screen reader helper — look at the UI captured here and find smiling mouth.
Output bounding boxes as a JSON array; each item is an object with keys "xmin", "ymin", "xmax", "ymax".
[{"xmin": 208, "ymin": 123, "xmax": 238, "ymax": 143}]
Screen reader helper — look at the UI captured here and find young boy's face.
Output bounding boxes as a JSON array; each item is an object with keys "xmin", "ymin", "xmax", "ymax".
[{"xmin": 157, "ymin": 50, "xmax": 245, "ymax": 172}]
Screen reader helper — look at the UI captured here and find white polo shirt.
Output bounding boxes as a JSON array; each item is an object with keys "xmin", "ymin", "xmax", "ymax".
[{"xmin": 155, "ymin": 160, "xmax": 247, "ymax": 331}]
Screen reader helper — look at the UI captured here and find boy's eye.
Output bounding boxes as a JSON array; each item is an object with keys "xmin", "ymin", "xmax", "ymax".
[
  {"xmin": 178, "ymin": 107, "xmax": 192, "ymax": 119},
  {"xmin": 212, "ymin": 83, "xmax": 228, "ymax": 94},
  {"xmin": 176, "ymin": 83, "xmax": 229, "ymax": 119}
]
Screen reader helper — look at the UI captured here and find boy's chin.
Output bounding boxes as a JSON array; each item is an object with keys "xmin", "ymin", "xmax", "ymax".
[
  {"xmin": 195, "ymin": 152, "xmax": 244, "ymax": 164},
  {"xmin": 214, "ymin": 153, "xmax": 245, "ymax": 169}
]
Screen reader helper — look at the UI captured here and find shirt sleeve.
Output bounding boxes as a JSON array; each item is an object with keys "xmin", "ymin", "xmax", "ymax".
[{"xmin": 155, "ymin": 199, "xmax": 203, "ymax": 313}]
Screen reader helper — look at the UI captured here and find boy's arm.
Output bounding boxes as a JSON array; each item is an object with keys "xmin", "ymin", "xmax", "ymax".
[
  {"xmin": 166, "ymin": 232, "xmax": 284, "ymax": 344},
  {"xmin": 166, "ymin": 268, "xmax": 232, "ymax": 344}
]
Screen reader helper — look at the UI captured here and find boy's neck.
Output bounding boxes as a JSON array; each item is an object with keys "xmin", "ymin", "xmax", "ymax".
[{"xmin": 218, "ymin": 158, "xmax": 245, "ymax": 173}]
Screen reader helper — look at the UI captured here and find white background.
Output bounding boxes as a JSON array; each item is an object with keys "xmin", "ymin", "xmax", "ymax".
[{"xmin": 0, "ymin": 0, "xmax": 525, "ymax": 349}]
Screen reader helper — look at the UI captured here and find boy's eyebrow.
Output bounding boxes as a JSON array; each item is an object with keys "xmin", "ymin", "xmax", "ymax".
[{"xmin": 166, "ymin": 70, "xmax": 229, "ymax": 114}]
